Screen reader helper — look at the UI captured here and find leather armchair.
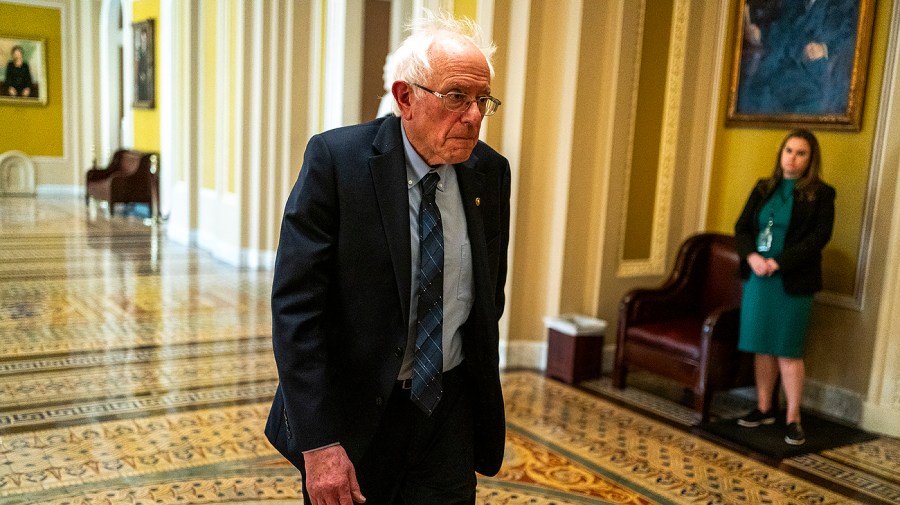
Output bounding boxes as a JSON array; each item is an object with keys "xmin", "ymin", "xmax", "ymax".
[
  {"xmin": 612, "ymin": 232, "xmax": 750, "ymax": 423},
  {"xmin": 85, "ymin": 149, "xmax": 159, "ymax": 218}
]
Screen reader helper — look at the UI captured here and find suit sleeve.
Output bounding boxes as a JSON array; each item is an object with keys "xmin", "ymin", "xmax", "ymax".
[
  {"xmin": 270, "ymin": 134, "xmax": 344, "ymax": 451},
  {"xmin": 734, "ymin": 180, "xmax": 764, "ymax": 264},
  {"xmin": 495, "ymin": 161, "xmax": 511, "ymax": 317},
  {"xmin": 775, "ymin": 185, "xmax": 836, "ymax": 274}
]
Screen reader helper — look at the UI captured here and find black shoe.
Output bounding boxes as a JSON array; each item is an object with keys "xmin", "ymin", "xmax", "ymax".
[
  {"xmin": 737, "ymin": 408, "xmax": 776, "ymax": 427},
  {"xmin": 785, "ymin": 422, "xmax": 806, "ymax": 445}
]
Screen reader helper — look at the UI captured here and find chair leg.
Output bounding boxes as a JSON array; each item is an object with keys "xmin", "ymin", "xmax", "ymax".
[
  {"xmin": 693, "ymin": 389, "xmax": 712, "ymax": 424},
  {"xmin": 611, "ymin": 363, "xmax": 627, "ymax": 389}
]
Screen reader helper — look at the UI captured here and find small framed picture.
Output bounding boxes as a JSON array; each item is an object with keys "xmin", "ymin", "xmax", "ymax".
[
  {"xmin": 133, "ymin": 19, "xmax": 155, "ymax": 109},
  {"xmin": 0, "ymin": 36, "xmax": 48, "ymax": 105}
]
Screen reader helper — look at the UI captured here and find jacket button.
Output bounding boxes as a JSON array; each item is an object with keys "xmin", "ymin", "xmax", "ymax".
[
  {"xmin": 394, "ymin": 346, "xmax": 403, "ymax": 357},
  {"xmin": 375, "ymin": 396, "xmax": 383, "ymax": 406}
]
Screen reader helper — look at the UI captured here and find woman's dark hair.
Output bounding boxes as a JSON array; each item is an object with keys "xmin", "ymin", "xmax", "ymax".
[
  {"xmin": 761, "ymin": 128, "xmax": 824, "ymax": 201},
  {"xmin": 10, "ymin": 45, "xmax": 24, "ymax": 59}
]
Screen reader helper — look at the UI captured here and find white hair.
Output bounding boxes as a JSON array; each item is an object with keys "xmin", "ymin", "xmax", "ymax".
[{"xmin": 386, "ymin": 9, "xmax": 496, "ymax": 116}]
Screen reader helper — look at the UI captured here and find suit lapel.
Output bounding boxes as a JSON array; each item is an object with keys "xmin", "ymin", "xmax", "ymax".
[
  {"xmin": 455, "ymin": 155, "xmax": 489, "ymax": 309},
  {"xmin": 370, "ymin": 117, "xmax": 412, "ymax": 324}
]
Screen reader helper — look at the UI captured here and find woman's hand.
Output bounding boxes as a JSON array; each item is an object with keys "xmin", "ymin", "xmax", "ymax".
[{"xmin": 748, "ymin": 253, "xmax": 772, "ymax": 277}]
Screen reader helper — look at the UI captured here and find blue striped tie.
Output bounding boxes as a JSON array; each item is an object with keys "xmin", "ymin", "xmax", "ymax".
[{"xmin": 412, "ymin": 172, "xmax": 443, "ymax": 415}]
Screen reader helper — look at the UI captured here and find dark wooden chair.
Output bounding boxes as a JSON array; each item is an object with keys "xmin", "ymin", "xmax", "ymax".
[
  {"xmin": 85, "ymin": 149, "xmax": 159, "ymax": 218},
  {"xmin": 612, "ymin": 232, "xmax": 751, "ymax": 423}
]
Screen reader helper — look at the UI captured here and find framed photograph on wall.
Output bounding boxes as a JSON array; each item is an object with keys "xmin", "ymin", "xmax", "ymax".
[
  {"xmin": 0, "ymin": 36, "xmax": 47, "ymax": 105},
  {"xmin": 133, "ymin": 19, "xmax": 155, "ymax": 109},
  {"xmin": 726, "ymin": 0, "xmax": 875, "ymax": 131}
]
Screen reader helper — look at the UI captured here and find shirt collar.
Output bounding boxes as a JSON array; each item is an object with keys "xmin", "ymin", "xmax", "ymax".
[{"xmin": 401, "ymin": 124, "xmax": 449, "ymax": 189}]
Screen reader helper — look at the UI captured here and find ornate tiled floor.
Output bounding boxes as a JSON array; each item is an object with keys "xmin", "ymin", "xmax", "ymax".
[{"xmin": 1, "ymin": 195, "xmax": 897, "ymax": 504}]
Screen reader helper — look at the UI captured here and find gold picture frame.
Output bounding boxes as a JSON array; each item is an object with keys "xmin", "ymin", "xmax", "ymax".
[
  {"xmin": 0, "ymin": 36, "xmax": 47, "ymax": 106},
  {"xmin": 726, "ymin": 0, "xmax": 876, "ymax": 131}
]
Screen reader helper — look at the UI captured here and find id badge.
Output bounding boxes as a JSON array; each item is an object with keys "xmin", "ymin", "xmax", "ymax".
[{"xmin": 757, "ymin": 223, "xmax": 772, "ymax": 253}]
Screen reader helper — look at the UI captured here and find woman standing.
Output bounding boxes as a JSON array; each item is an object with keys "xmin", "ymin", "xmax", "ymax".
[
  {"xmin": 5, "ymin": 45, "xmax": 33, "ymax": 97},
  {"xmin": 734, "ymin": 129, "xmax": 835, "ymax": 445}
]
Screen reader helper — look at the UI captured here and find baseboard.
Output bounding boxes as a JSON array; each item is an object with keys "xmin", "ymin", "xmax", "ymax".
[
  {"xmin": 499, "ymin": 340, "xmax": 546, "ymax": 370},
  {"xmin": 241, "ymin": 248, "xmax": 277, "ymax": 270},
  {"xmin": 37, "ymin": 184, "xmax": 81, "ymax": 196},
  {"xmin": 500, "ymin": 340, "xmax": 616, "ymax": 374},
  {"xmin": 861, "ymin": 401, "xmax": 900, "ymax": 438},
  {"xmin": 500, "ymin": 340, "xmax": 863, "ymax": 425},
  {"xmin": 802, "ymin": 378, "xmax": 863, "ymax": 424}
]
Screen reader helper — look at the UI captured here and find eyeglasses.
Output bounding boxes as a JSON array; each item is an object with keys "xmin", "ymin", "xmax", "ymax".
[{"xmin": 413, "ymin": 84, "xmax": 501, "ymax": 116}]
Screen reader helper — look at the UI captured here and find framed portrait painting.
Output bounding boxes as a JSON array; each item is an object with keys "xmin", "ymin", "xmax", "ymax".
[
  {"xmin": 0, "ymin": 36, "xmax": 47, "ymax": 105},
  {"xmin": 726, "ymin": 0, "xmax": 876, "ymax": 131},
  {"xmin": 133, "ymin": 19, "xmax": 155, "ymax": 109}
]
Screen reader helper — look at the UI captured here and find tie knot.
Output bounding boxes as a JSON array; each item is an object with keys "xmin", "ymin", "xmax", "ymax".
[{"xmin": 421, "ymin": 172, "xmax": 440, "ymax": 197}]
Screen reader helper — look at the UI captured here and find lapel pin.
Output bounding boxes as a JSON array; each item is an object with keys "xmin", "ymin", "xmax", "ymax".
[{"xmin": 475, "ymin": 197, "xmax": 481, "ymax": 207}]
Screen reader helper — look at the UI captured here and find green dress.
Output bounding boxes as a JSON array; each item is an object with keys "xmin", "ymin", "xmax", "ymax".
[{"xmin": 738, "ymin": 179, "xmax": 813, "ymax": 358}]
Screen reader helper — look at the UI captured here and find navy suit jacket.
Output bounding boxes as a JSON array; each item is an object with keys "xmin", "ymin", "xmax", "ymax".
[{"xmin": 265, "ymin": 115, "xmax": 511, "ymax": 476}]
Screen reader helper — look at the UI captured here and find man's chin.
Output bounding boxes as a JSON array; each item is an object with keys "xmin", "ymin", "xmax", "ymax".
[{"xmin": 441, "ymin": 143, "xmax": 477, "ymax": 164}]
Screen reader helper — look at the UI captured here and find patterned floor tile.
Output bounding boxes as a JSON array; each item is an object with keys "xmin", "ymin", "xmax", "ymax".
[{"xmin": 1, "ymin": 195, "xmax": 895, "ymax": 505}]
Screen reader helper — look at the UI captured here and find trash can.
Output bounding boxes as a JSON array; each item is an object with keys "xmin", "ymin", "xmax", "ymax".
[{"xmin": 543, "ymin": 314, "xmax": 607, "ymax": 384}]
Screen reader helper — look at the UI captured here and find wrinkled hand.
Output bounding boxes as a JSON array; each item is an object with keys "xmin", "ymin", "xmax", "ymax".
[
  {"xmin": 304, "ymin": 445, "xmax": 366, "ymax": 505},
  {"xmin": 748, "ymin": 253, "xmax": 776, "ymax": 277}
]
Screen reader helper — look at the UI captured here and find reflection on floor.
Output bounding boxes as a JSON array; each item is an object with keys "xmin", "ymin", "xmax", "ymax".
[{"xmin": 1, "ymin": 195, "xmax": 898, "ymax": 505}]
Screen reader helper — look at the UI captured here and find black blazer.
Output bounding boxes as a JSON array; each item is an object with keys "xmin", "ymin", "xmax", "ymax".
[
  {"xmin": 734, "ymin": 178, "xmax": 835, "ymax": 295},
  {"xmin": 265, "ymin": 115, "xmax": 511, "ymax": 476}
]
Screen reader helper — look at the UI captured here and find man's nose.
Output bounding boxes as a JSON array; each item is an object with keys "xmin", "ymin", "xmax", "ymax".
[{"xmin": 460, "ymin": 101, "xmax": 482, "ymax": 122}]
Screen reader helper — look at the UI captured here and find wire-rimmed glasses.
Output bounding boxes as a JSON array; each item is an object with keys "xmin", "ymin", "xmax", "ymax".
[{"xmin": 413, "ymin": 83, "xmax": 501, "ymax": 116}]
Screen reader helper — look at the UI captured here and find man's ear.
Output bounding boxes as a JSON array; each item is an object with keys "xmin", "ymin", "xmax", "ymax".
[{"xmin": 392, "ymin": 81, "xmax": 414, "ymax": 119}]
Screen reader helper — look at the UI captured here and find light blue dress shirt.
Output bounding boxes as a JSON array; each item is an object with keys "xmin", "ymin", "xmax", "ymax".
[{"xmin": 398, "ymin": 124, "xmax": 473, "ymax": 379}]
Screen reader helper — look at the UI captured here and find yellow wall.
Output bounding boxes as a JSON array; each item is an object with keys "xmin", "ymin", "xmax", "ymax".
[
  {"xmin": 622, "ymin": 0, "xmax": 673, "ymax": 260},
  {"xmin": 707, "ymin": 0, "xmax": 892, "ymax": 297},
  {"xmin": 453, "ymin": 0, "xmax": 477, "ymax": 21},
  {"xmin": 0, "ymin": 2, "xmax": 63, "ymax": 156},
  {"xmin": 132, "ymin": 0, "xmax": 160, "ymax": 153}
]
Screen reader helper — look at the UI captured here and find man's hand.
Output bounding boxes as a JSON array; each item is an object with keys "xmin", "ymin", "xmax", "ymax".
[{"xmin": 304, "ymin": 445, "xmax": 366, "ymax": 504}]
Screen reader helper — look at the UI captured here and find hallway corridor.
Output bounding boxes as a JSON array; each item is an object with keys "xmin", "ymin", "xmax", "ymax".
[{"xmin": 1, "ymin": 196, "xmax": 896, "ymax": 504}]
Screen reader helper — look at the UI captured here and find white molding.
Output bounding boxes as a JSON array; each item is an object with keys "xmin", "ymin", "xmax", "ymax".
[
  {"xmin": 803, "ymin": 378, "xmax": 863, "ymax": 424},
  {"xmin": 497, "ymin": 0, "xmax": 531, "ymax": 347},
  {"xmin": 159, "ymin": 0, "xmax": 176, "ymax": 218},
  {"xmin": 242, "ymin": 248, "xmax": 277, "ymax": 270},
  {"xmin": 99, "ymin": 0, "xmax": 122, "ymax": 161},
  {"xmin": 322, "ymin": 0, "xmax": 364, "ymax": 129},
  {"xmin": 35, "ymin": 184, "xmax": 80, "ymax": 196},
  {"xmin": 309, "ymin": 0, "xmax": 324, "ymax": 133},
  {"xmin": 500, "ymin": 340, "xmax": 546, "ymax": 371},
  {"xmin": 500, "ymin": 340, "xmax": 617, "ymax": 375},
  {"xmin": 501, "ymin": 339, "xmax": 863, "ymax": 426},
  {"xmin": 121, "ymin": 0, "xmax": 134, "ymax": 147},
  {"xmin": 215, "ymin": 0, "xmax": 232, "ymax": 198},
  {"xmin": 476, "ymin": 0, "xmax": 495, "ymax": 141},
  {"xmin": 862, "ymin": 0, "xmax": 900, "ymax": 438}
]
